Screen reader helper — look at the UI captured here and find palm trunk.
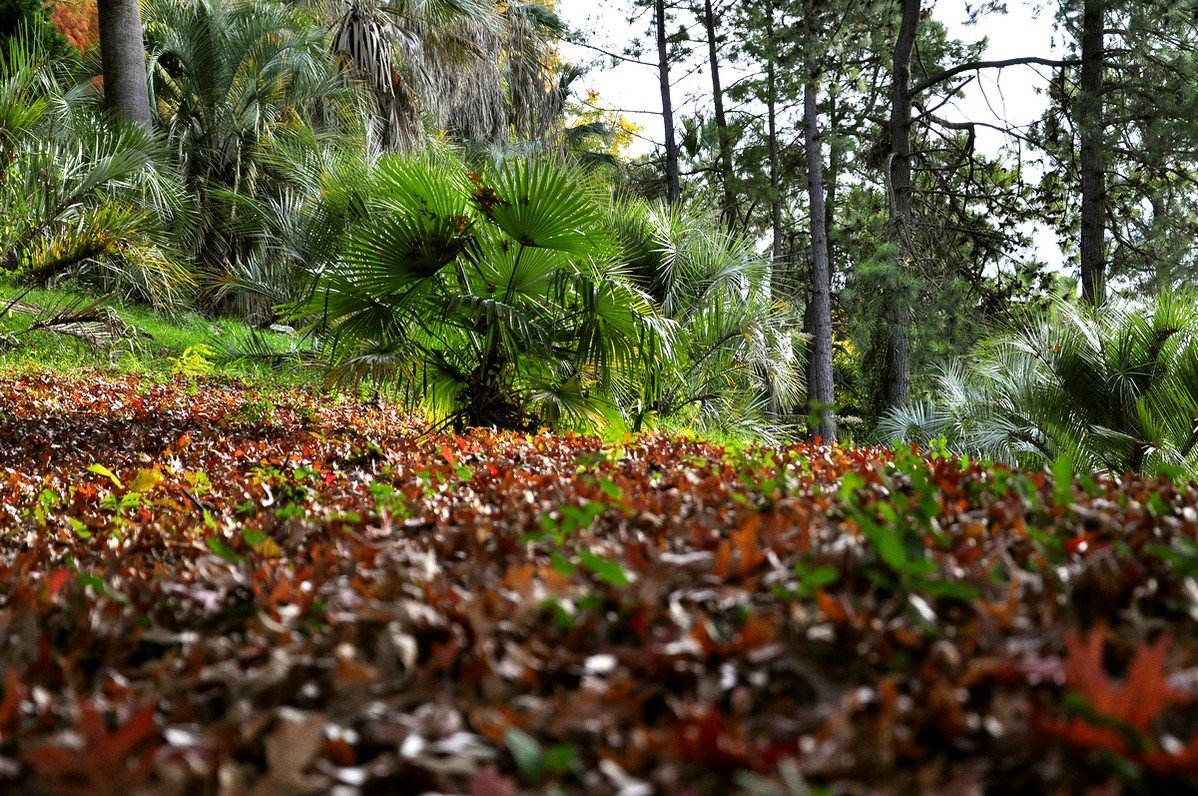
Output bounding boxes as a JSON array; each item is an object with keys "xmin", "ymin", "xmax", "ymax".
[
  {"xmin": 97, "ymin": 0, "xmax": 153, "ymax": 128},
  {"xmin": 884, "ymin": 0, "xmax": 920, "ymax": 412},
  {"xmin": 804, "ymin": 68, "xmax": 837, "ymax": 442},
  {"xmin": 655, "ymin": 0, "xmax": 681, "ymax": 204},
  {"xmin": 703, "ymin": 0, "xmax": 736, "ymax": 227},
  {"xmin": 1079, "ymin": 0, "xmax": 1106, "ymax": 306}
]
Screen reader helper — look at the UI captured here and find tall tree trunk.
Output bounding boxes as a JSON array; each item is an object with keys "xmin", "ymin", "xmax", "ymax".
[
  {"xmin": 825, "ymin": 93, "xmax": 841, "ymax": 273},
  {"xmin": 884, "ymin": 0, "xmax": 920, "ymax": 411},
  {"xmin": 1079, "ymin": 0, "xmax": 1106, "ymax": 306},
  {"xmin": 97, "ymin": 0, "xmax": 153, "ymax": 128},
  {"xmin": 766, "ymin": 3, "xmax": 783, "ymax": 264},
  {"xmin": 804, "ymin": 68, "xmax": 837, "ymax": 442},
  {"xmin": 703, "ymin": 0, "xmax": 736, "ymax": 227},
  {"xmin": 1149, "ymin": 193, "xmax": 1170, "ymax": 293},
  {"xmin": 655, "ymin": 0, "xmax": 681, "ymax": 205}
]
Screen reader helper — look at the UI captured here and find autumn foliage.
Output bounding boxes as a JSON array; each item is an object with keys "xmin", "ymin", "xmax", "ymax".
[
  {"xmin": 1042, "ymin": 626, "xmax": 1198, "ymax": 774},
  {"xmin": 49, "ymin": 0, "xmax": 97, "ymax": 51},
  {"xmin": 0, "ymin": 373, "xmax": 1197, "ymax": 793}
]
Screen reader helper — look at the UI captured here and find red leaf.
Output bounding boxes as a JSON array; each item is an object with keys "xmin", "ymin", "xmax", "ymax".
[
  {"xmin": 0, "ymin": 670, "xmax": 24, "ymax": 735},
  {"xmin": 25, "ymin": 702, "xmax": 158, "ymax": 793},
  {"xmin": 43, "ymin": 569, "xmax": 71, "ymax": 601},
  {"xmin": 671, "ymin": 707, "xmax": 752, "ymax": 769}
]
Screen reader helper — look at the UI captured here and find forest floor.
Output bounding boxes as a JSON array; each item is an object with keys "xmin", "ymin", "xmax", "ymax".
[{"xmin": 1, "ymin": 372, "xmax": 1197, "ymax": 794}]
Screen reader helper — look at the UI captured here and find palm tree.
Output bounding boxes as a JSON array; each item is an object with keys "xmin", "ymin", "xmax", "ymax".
[
  {"xmin": 880, "ymin": 294, "xmax": 1198, "ymax": 476},
  {"xmin": 611, "ymin": 201, "xmax": 806, "ymax": 440},
  {"xmin": 331, "ymin": 0, "xmax": 568, "ymax": 151},
  {"xmin": 0, "ymin": 34, "xmax": 185, "ymax": 302},
  {"xmin": 144, "ymin": 0, "xmax": 362, "ymax": 320},
  {"xmin": 97, "ymin": 0, "xmax": 152, "ymax": 127},
  {"xmin": 302, "ymin": 150, "xmax": 664, "ymax": 431}
]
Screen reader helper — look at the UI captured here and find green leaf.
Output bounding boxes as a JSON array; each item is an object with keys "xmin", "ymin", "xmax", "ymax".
[
  {"xmin": 868, "ymin": 527, "xmax": 910, "ymax": 571},
  {"xmin": 797, "ymin": 565, "xmax": 839, "ymax": 593},
  {"xmin": 78, "ymin": 573, "xmax": 106, "ymax": 593},
  {"xmin": 505, "ymin": 728, "xmax": 544, "ymax": 783},
  {"xmin": 87, "ymin": 463, "xmax": 123, "ymax": 488},
  {"xmin": 838, "ymin": 471, "xmax": 865, "ymax": 505},
  {"xmin": 480, "ymin": 159, "xmax": 610, "ymax": 255},
  {"xmin": 1051, "ymin": 452, "xmax": 1074, "ymax": 508},
  {"xmin": 1146, "ymin": 539, "xmax": 1198, "ymax": 577},
  {"xmin": 344, "ymin": 153, "xmax": 473, "ymax": 285},
  {"xmin": 206, "ymin": 537, "xmax": 241, "ymax": 564},
  {"xmin": 598, "ymin": 477, "xmax": 623, "ymax": 500},
  {"xmin": 542, "ymin": 598, "xmax": 575, "ymax": 630},
  {"xmin": 549, "ymin": 551, "xmax": 575, "ymax": 575},
  {"xmin": 543, "ymin": 744, "xmax": 575, "ymax": 775},
  {"xmin": 920, "ymin": 579, "xmax": 980, "ymax": 601},
  {"xmin": 579, "ymin": 549, "xmax": 631, "ymax": 586},
  {"xmin": 1147, "ymin": 492, "xmax": 1170, "ymax": 518},
  {"xmin": 243, "ymin": 528, "xmax": 268, "ymax": 547},
  {"xmin": 78, "ymin": 573, "xmax": 129, "ymax": 604}
]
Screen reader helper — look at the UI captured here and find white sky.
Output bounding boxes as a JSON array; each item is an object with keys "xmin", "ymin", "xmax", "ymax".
[{"xmin": 558, "ymin": 0, "xmax": 1069, "ymax": 267}]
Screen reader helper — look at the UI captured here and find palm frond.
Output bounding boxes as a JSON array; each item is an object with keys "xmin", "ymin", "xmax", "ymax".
[
  {"xmin": 885, "ymin": 294, "xmax": 1198, "ymax": 477},
  {"xmin": 476, "ymin": 158, "xmax": 612, "ymax": 255}
]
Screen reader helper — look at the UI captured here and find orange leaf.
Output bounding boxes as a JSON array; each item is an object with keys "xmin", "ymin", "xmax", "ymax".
[
  {"xmin": 1064, "ymin": 627, "xmax": 1190, "ymax": 734},
  {"xmin": 711, "ymin": 541, "xmax": 732, "ymax": 578},
  {"xmin": 1119, "ymin": 635, "xmax": 1190, "ymax": 733},
  {"xmin": 731, "ymin": 517, "xmax": 766, "ymax": 574},
  {"xmin": 816, "ymin": 589, "xmax": 850, "ymax": 625}
]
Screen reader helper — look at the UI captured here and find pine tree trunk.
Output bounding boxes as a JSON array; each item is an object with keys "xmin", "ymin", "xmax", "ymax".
[
  {"xmin": 655, "ymin": 0, "xmax": 681, "ymax": 205},
  {"xmin": 1079, "ymin": 0, "xmax": 1106, "ymax": 306},
  {"xmin": 703, "ymin": 0, "xmax": 736, "ymax": 227},
  {"xmin": 824, "ymin": 91, "xmax": 843, "ymax": 263},
  {"xmin": 825, "ymin": 94, "xmax": 840, "ymax": 270},
  {"xmin": 766, "ymin": 4, "xmax": 783, "ymax": 264},
  {"xmin": 804, "ymin": 69, "xmax": 837, "ymax": 442},
  {"xmin": 884, "ymin": 0, "xmax": 920, "ymax": 411},
  {"xmin": 97, "ymin": 0, "xmax": 153, "ymax": 128}
]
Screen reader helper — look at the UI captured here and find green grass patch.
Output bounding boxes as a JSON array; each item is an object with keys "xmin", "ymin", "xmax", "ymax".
[{"xmin": 0, "ymin": 280, "xmax": 317, "ymax": 384}]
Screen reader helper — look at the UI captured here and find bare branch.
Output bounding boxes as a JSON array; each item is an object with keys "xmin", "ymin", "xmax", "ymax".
[
  {"xmin": 909, "ymin": 56, "xmax": 1080, "ymax": 97},
  {"xmin": 564, "ymin": 39, "xmax": 658, "ymax": 68}
]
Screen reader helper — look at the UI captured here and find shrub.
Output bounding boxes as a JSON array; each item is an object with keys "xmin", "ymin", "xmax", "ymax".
[
  {"xmin": 610, "ymin": 200, "xmax": 805, "ymax": 441},
  {"xmin": 301, "ymin": 151, "xmax": 663, "ymax": 431},
  {"xmin": 880, "ymin": 294, "xmax": 1198, "ymax": 477},
  {"xmin": 0, "ymin": 35, "xmax": 186, "ymax": 305}
]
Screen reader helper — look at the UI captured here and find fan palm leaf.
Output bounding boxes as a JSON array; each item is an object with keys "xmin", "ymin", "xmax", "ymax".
[{"xmin": 300, "ymin": 150, "xmax": 659, "ymax": 431}]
